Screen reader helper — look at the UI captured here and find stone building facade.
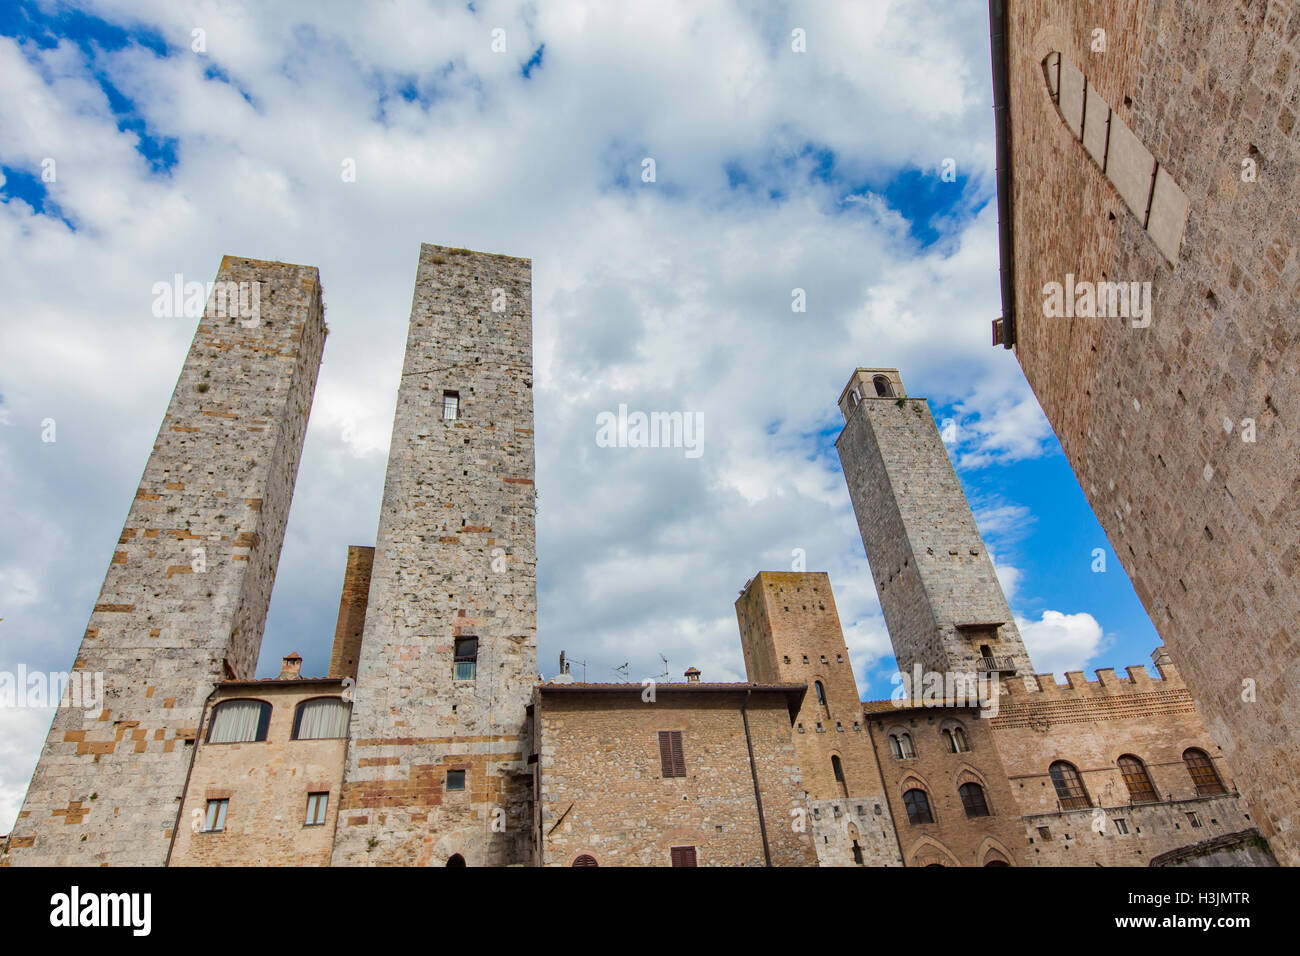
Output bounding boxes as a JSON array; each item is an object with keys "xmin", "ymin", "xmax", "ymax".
[
  {"xmin": 989, "ymin": 0, "xmax": 1300, "ymax": 864},
  {"xmin": 168, "ymin": 656, "xmax": 349, "ymax": 867},
  {"xmin": 533, "ymin": 682, "xmax": 814, "ymax": 866},
  {"xmin": 4, "ymin": 256, "xmax": 326, "ymax": 866}
]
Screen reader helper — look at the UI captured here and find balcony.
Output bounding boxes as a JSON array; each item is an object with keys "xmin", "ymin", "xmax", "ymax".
[{"xmin": 977, "ymin": 656, "xmax": 1017, "ymax": 675}]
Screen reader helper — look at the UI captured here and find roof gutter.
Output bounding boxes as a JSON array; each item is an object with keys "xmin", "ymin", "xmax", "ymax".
[{"xmin": 989, "ymin": 0, "xmax": 1017, "ymax": 349}]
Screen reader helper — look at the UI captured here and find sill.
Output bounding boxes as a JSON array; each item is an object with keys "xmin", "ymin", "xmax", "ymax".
[{"xmin": 204, "ymin": 739, "xmax": 269, "ymax": 745}]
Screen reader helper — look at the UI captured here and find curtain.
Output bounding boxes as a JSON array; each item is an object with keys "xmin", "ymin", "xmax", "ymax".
[
  {"xmin": 209, "ymin": 700, "xmax": 267, "ymax": 743},
  {"xmin": 296, "ymin": 698, "xmax": 351, "ymax": 739}
]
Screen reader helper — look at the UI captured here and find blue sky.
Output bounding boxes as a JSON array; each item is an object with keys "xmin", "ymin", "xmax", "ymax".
[{"xmin": 0, "ymin": 0, "xmax": 1165, "ymax": 828}]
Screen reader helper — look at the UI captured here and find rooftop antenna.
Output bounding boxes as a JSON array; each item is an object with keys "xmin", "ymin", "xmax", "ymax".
[
  {"xmin": 613, "ymin": 662, "xmax": 629, "ymax": 682},
  {"xmin": 656, "ymin": 654, "xmax": 670, "ymax": 682},
  {"xmin": 562, "ymin": 651, "xmax": 588, "ymax": 683}
]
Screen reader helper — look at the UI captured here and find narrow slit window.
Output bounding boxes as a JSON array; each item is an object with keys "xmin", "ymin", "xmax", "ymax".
[
  {"xmin": 305, "ymin": 792, "xmax": 328, "ymax": 826},
  {"xmin": 203, "ymin": 798, "xmax": 228, "ymax": 832}
]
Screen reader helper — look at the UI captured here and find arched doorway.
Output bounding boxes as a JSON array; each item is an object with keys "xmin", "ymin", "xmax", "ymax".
[{"xmin": 446, "ymin": 853, "xmax": 466, "ymax": 867}]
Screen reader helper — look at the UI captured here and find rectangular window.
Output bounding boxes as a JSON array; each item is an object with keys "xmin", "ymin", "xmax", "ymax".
[
  {"xmin": 446, "ymin": 769, "xmax": 466, "ymax": 792},
  {"xmin": 203, "ymin": 798, "xmax": 228, "ymax": 833},
  {"xmin": 670, "ymin": 845, "xmax": 697, "ymax": 867},
  {"xmin": 443, "ymin": 390, "xmax": 459, "ymax": 420},
  {"xmin": 1113, "ymin": 818, "xmax": 1129, "ymax": 835},
  {"xmin": 305, "ymin": 792, "xmax": 328, "ymax": 826},
  {"xmin": 658, "ymin": 730, "xmax": 686, "ymax": 778},
  {"xmin": 1186, "ymin": 811, "xmax": 1203, "ymax": 829},
  {"xmin": 1036, "ymin": 826, "xmax": 1052, "ymax": 842},
  {"xmin": 453, "ymin": 636, "xmax": 478, "ymax": 681}
]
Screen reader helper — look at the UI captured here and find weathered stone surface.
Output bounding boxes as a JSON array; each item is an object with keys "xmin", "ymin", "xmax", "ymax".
[
  {"xmin": 3, "ymin": 257, "xmax": 325, "ymax": 867},
  {"xmin": 330, "ymin": 244, "xmax": 537, "ymax": 867},
  {"xmin": 1002, "ymin": 0, "xmax": 1300, "ymax": 865}
]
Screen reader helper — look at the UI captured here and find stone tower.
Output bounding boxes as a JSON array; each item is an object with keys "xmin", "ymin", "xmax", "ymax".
[
  {"xmin": 5, "ymin": 256, "xmax": 325, "ymax": 865},
  {"xmin": 736, "ymin": 571, "xmax": 902, "ymax": 866},
  {"xmin": 331, "ymin": 244, "xmax": 537, "ymax": 867},
  {"xmin": 834, "ymin": 368, "xmax": 1032, "ymax": 686}
]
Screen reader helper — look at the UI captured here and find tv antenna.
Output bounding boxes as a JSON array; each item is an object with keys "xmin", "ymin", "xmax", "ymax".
[
  {"xmin": 613, "ymin": 662, "xmax": 629, "ymax": 682},
  {"xmin": 656, "ymin": 654, "xmax": 670, "ymax": 682},
  {"xmin": 559, "ymin": 650, "xmax": 587, "ymax": 682}
]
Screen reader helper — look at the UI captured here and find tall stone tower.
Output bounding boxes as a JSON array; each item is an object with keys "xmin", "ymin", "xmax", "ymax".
[
  {"xmin": 736, "ymin": 571, "xmax": 902, "ymax": 866},
  {"xmin": 834, "ymin": 368, "xmax": 1032, "ymax": 686},
  {"xmin": 5, "ymin": 256, "xmax": 325, "ymax": 866},
  {"xmin": 331, "ymin": 244, "xmax": 537, "ymax": 867}
]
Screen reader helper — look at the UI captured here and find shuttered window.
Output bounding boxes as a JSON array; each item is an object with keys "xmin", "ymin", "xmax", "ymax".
[
  {"xmin": 670, "ymin": 845, "xmax": 697, "ymax": 867},
  {"xmin": 658, "ymin": 730, "xmax": 686, "ymax": 778}
]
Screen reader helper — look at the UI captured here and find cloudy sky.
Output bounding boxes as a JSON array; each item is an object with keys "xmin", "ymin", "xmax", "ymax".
[{"xmin": 0, "ymin": 0, "xmax": 1162, "ymax": 832}]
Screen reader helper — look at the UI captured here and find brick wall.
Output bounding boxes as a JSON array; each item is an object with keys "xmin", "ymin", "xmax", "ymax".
[
  {"xmin": 1002, "ymin": 0, "xmax": 1300, "ymax": 863},
  {"xmin": 4, "ymin": 256, "xmax": 325, "ymax": 866},
  {"xmin": 535, "ymin": 685, "xmax": 816, "ymax": 866},
  {"xmin": 331, "ymin": 244, "xmax": 537, "ymax": 867},
  {"xmin": 866, "ymin": 703, "xmax": 1026, "ymax": 866},
  {"xmin": 328, "ymin": 545, "xmax": 373, "ymax": 680}
]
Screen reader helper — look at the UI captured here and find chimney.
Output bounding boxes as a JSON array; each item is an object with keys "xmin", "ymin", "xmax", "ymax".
[
  {"xmin": 280, "ymin": 652, "xmax": 303, "ymax": 679},
  {"xmin": 684, "ymin": 667, "xmax": 701, "ymax": 683},
  {"xmin": 1150, "ymin": 645, "xmax": 1176, "ymax": 679}
]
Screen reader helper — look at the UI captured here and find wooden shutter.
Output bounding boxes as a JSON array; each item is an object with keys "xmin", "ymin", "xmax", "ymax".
[
  {"xmin": 659, "ymin": 730, "xmax": 685, "ymax": 777},
  {"xmin": 670, "ymin": 845, "xmax": 697, "ymax": 867}
]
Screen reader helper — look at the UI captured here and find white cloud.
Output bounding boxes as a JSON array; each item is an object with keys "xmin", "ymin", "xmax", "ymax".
[{"xmin": 1017, "ymin": 610, "xmax": 1108, "ymax": 679}]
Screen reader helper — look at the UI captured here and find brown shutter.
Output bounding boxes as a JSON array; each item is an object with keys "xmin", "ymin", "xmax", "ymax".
[
  {"xmin": 670, "ymin": 845, "xmax": 697, "ymax": 867},
  {"xmin": 670, "ymin": 730, "xmax": 686, "ymax": 777},
  {"xmin": 658, "ymin": 731, "xmax": 673, "ymax": 777}
]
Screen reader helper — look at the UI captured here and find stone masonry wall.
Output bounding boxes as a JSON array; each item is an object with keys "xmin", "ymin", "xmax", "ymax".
[
  {"xmin": 836, "ymin": 375, "xmax": 1033, "ymax": 682},
  {"xmin": 736, "ymin": 571, "xmax": 903, "ymax": 866},
  {"xmin": 991, "ymin": 651, "xmax": 1254, "ymax": 865},
  {"xmin": 4, "ymin": 256, "xmax": 325, "ymax": 866},
  {"xmin": 331, "ymin": 244, "xmax": 537, "ymax": 867},
  {"xmin": 328, "ymin": 545, "xmax": 374, "ymax": 680},
  {"xmin": 535, "ymin": 687, "xmax": 816, "ymax": 866},
  {"xmin": 169, "ymin": 679, "xmax": 348, "ymax": 866},
  {"xmin": 1004, "ymin": 0, "xmax": 1300, "ymax": 863}
]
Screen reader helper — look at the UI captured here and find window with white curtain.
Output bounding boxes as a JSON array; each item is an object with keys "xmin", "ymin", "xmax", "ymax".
[
  {"xmin": 292, "ymin": 697, "xmax": 351, "ymax": 740},
  {"xmin": 207, "ymin": 699, "xmax": 271, "ymax": 743}
]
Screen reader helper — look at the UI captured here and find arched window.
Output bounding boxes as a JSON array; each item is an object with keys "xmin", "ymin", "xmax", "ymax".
[
  {"xmin": 1049, "ymin": 760, "xmax": 1091, "ymax": 810},
  {"xmin": 903, "ymin": 788, "xmax": 934, "ymax": 824},
  {"xmin": 831, "ymin": 754, "xmax": 848, "ymax": 797},
  {"xmin": 1118, "ymin": 754, "xmax": 1159, "ymax": 803},
  {"xmin": 959, "ymin": 782, "xmax": 990, "ymax": 818},
  {"xmin": 207, "ymin": 699, "xmax": 271, "ymax": 743},
  {"xmin": 446, "ymin": 854, "xmax": 466, "ymax": 867},
  {"xmin": 898, "ymin": 732, "xmax": 915, "ymax": 758},
  {"xmin": 292, "ymin": 697, "xmax": 352, "ymax": 740},
  {"xmin": 814, "ymin": 680, "xmax": 827, "ymax": 707},
  {"xmin": 942, "ymin": 726, "xmax": 970, "ymax": 753},
  {"xmin": 571, "ymin": 854, "xmax": 598, "ymax": 867},
  {"xmin": 873, "ymin": 375, "xmax": 894, "ymax": 398},
  {"xmin": 1183, "ymin": 748, "xmax": 1227, "ymax": 796},
  {"xmin": 889, "ymin": 734, "xmax": 902, "ymax": 759}
]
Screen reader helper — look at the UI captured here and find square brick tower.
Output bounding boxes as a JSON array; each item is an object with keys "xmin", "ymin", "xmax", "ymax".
[
  {"xmin": 4, "ymin": 256, "xmax": 325, "ymax": 866},
  {"xmin": 736, "ymin": 571, "xmax": 903, "ymax": 866},
  {"xmin": 834, "ymin": 369, "xmax": 1033, "ymax": 686},
  {"xmin": 331, "ymin": 244, "xmax": 537, "ymax": 867}
]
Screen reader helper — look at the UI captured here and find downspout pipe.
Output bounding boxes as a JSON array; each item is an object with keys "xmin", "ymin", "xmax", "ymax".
[
  {"xmin": 989, "ymin": 0, "xmax": 1017, "ymax": 349},
  {"xmin": 741, "ymin": 688, "xmax": 773, "ymax": 866},
  {"xmin": 166, "ymin": 684, "xmax": 218, "ymax": 865}
]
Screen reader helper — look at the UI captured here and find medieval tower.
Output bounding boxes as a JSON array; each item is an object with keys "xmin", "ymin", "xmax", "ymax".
[
  {"xmin": 834, "ymin": 368, "xmax": 1033, "ymax": 685},
  {"xmin": 330, "ymin": 244, "xmax": 538, "ymax": 867},
  {"xmin": 736, "ymin": 571, "xmax": 903, "ymax": 865},
  {"xmin": 5, "ymin": 257, "xmax": 326, "ymax": 865}
]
